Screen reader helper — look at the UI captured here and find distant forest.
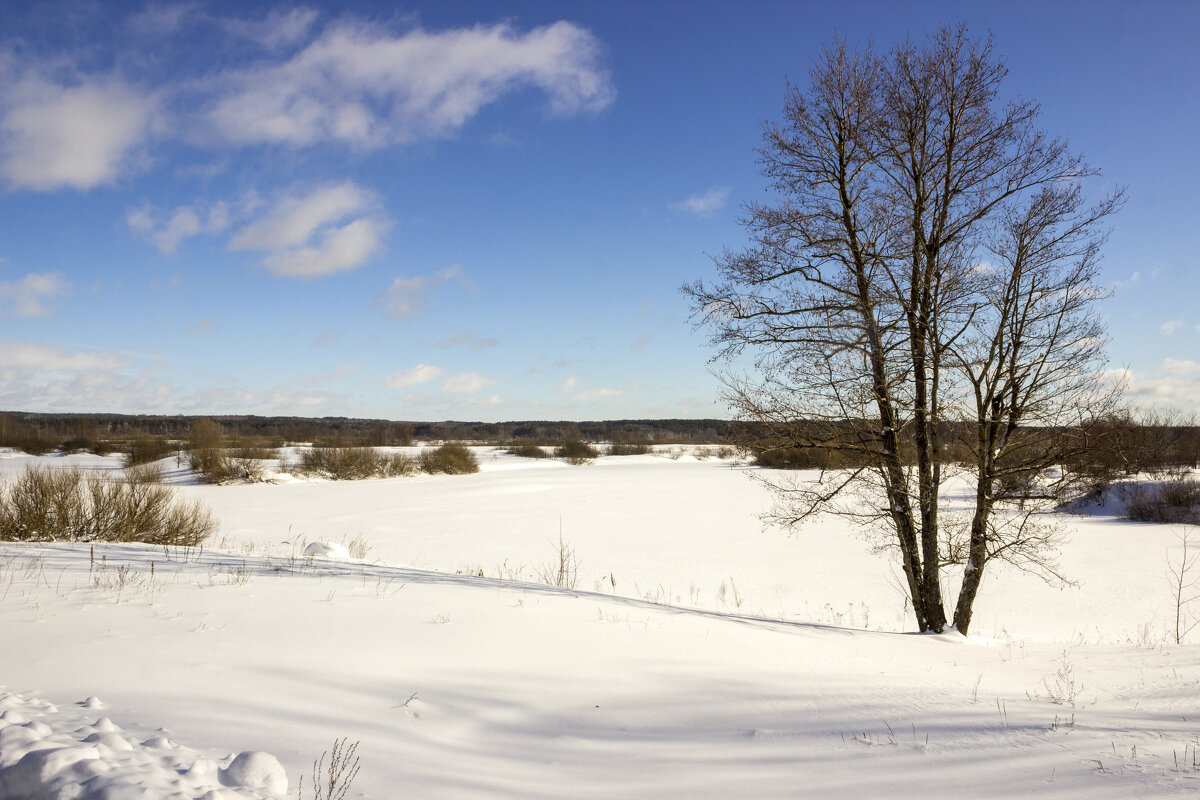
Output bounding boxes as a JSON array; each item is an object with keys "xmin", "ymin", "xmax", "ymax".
[{"xmin": 0, "ymin": 411, "xmax": 730, "ymax": 453}]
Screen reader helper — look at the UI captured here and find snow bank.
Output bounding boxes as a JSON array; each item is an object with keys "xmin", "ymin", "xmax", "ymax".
[{"xmin": 0, "ymin": 692, "xmax": 286, "ymax": 799}]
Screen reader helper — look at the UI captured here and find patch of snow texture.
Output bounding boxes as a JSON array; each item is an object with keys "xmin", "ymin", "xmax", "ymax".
[
  {"xmin": 0, "ymin": 691, "xmax": 287, "ymax": 799},
  {"xmin": 302, "ymin": 541, "xmax": 350, "ymax": 560}
]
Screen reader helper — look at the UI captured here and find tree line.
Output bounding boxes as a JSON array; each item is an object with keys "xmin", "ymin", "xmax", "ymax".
[{"xmin": 0, "ymin": 412, "xmax": 730, "ymax": 453}]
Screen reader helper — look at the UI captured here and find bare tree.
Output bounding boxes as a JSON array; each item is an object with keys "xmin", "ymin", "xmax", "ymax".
[{"xmin": 685, "ymin": 24, "xmax": 1122, "ymax": 634}]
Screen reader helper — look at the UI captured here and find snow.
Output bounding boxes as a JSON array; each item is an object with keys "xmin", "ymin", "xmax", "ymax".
[
  {"xmin": 2, "ymin": 447, "xmax": 1199, "ymax": 798},
  {"xmin": 0, "ymin": 691, "xmax": 286, "ymax": 799},
  {"xmin": 302, "ymin": 541, "xmax": 350, "ymax": 560}
]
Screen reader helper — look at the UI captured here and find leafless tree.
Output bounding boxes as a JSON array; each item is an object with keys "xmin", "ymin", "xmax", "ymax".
[{"xmin": 685, "ymin": 24, "xmax": 1122, "ymax": 634}]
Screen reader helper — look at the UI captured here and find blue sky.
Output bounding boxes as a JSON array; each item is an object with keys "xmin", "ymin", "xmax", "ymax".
[{"xmin": 1, "ymin": 0, "xmax": 1197, "ymax": 421}]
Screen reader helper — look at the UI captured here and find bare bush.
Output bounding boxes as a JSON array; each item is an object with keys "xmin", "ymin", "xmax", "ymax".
[
  {"xmin": 298, "ymin": 446, "xmax": 417, "ymax": 479},
  {"xmin": 1168, "ymin": 528, "xmax": 1200, "ymax": 644},
  {"xmin": 0, "ymin": 466, "xmax": 215, "ymax": 546},
  {"xmin": 607, "ymin": 442, "xmax": 650, "ymax": 456},
  {"xmin": 536, "ymin": 533, "xmax": 580, "ymax": 589},
  {"xmin": 379, "ymin": 452, "xmax": 419, "ymax": 477},
  {"xmin": 1124, "ymin": 479, "xmax": 1200, "ymax": 524},
  {"xmin": 420, "ymin": 443, "xmax": 480, "ymax": 475},
  {"xmin": 508, "ymin": 444, "xmax": 551, "ymax": 458},
  {"xmin": 123, "ymin": 430, "xmax": 176, "ymax": 467},
  {"xmin": 555, "ymin": 439, "xmax": 598, "ymax": 465}
]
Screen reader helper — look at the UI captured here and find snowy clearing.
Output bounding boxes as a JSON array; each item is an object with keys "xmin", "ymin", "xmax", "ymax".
[{"xmin": 2, "ymin": 447, "xmax": 1199, "ymax": 798}]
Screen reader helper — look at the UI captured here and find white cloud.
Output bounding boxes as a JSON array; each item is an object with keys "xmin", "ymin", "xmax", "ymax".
[
  {"xmin": 228, "ymin": 182, "xmax": 388, "ymax": 278},
  {"xmin": 557, "ymin": 376, "xmax": 578, "ymax": 392},
  {"xmin": 441, "ymin": 372, "xmax": 496, "ymax": 394},
  {"xmin": 262, "ymin": 217, "xmax": 389, "ymax": 278},
  {"xmin": 127, "ymin": 201, "xmax": 230, "ymax": 254},
  {"xmin": 376, "ymin": 266, "xmax": 467, "ymax": 319},
  {"xmin": 1, "ymin": 75, "xmax": 156, "ymax": 191},
  {"xmin": 1117, "ymin": 366, "xmax": 1200, "ymax": 413},
  {"xmin": 0, "ymin": 341, "xmax": 129, "ymax": 372},
  {"xmin": 386, "ymin": 364, "xmax": 443, "ymax": 389},
  {"xmin": 0, "ymin": 272, "xmax": 70, "ymax": 317},
  {"xmin": 1160, "ymin": 320, "xmax": 1183, "ymax": 336},
  {"xmin": 206, "ymin": 19, "xmax": 614, "ymax": 148},
  {"xmin": 670, "ymin": 186, "xmax": 730, "ymax": 218},
  {"xmin": 1162, "ymin": 358, "xmax": 1200, "ymax": 376},
  {"xmin": 230, "ymin": 182, "xmax": 373, "ymax": 250}
]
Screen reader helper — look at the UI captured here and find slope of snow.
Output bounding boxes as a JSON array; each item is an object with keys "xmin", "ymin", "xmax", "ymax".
[{"xmin": 2, "ymin": 449, "xmax": 1199, "ymax": 798}]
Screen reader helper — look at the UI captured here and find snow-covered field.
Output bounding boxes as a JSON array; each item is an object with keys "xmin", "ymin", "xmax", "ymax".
[{"xmin": 2, "ymin": 447, "xmax": 1198, "ymax": 798}]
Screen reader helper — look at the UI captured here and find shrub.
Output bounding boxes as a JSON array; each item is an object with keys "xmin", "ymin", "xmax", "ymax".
[
  {"xmin": 7, "ymin": 434, "xmax": 55, "ymax": 456},
  {"xmin": 229, "ymin": 438, "xmax": 278, "ymax": 462},
  {"xmin": 123, "ymin": 430, "xmax": 177, "ymax": 467},
  {"xmin": 1124, "ymin": 479, "xmax": 1200, "ymax": 524},
  {"xmin": 607, "ymin": 442, "xmax": 650, "ymax": 456},
  {"xmin": 508, "ymin": 444, "xmax": 550, "ymax": 459},
  {"xmin": 380, "ymin": 452, "xmax": 420, "ymax": 477},
  {"xmin": 555, "ymin": 439, "xmax": 598, "ymax": 465},
  {"xmin": 535, "ymin": 534, "xmax": 580, "ymax": 589},
  {"xmin": 298, "ymin": 446, "xmax": 418, "ymax": 480},
  {"xmin": 420, "ymin": 443, "xmax": 480, "ymax": 475},
  {"xmin": 186, "ymin": 431, "xmax": 278, "ymax": 484},
  {"xmin": 0, "ymin": 465, "xmax": 215, "ymax": 546}
]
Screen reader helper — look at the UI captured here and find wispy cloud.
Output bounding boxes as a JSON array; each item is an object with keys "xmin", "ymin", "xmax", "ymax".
[
  {"xmin": 1115, "ymin": 364, "xmax": 1200, "ymax": 413},
  {"xmin": 0, "ymin": 340, "xmax": 126, "ymax": 371},
  {"xmin": 126, "ymin": 2, "xmax": 200, "ymax": 36},
  {"xmin": 468, "ymin": 394, "xmax": 503, "ymax": 406},
  {"xmin": 0, "ymin": 272, "xmax": 70, "ymax": 317},
  {"xmin": 1112, "ymin": 270, "xmax": 1140, "ymax": 290},
  {"xmin": 3, "ymin": 14, "xmax": 612, "ymax": 191},
  {"xmin": 187, "ymin": 319, "xmax": 215, "ymax": 334},
  {"xmin": 670, "ymin": 186, "xmax": 730, "ymax": 218},
  {"xmin": 436, "ymin": 331, "xmax": 499, "ymax": 350},
  {"xmin": 574, "ymin": 386, "xmax": 623, "ymax": 400},
  {"xmin": 1160, "ymin": 320, "xmax": 1183, "ymax": 336},
  {"xmin": 228, "ymin": 182, "xmax": 388, "ymax": 278},
  {"xmin": 557, "ymin": 376, "xmax": 578, "ymax": 392},
  {"xmin": 206, "ymin": 19, "xmax": 614, "ymax": 148},
  {"xmin": 441, "ymin": 372, "xmax": 497, "ymax": 394},
  {"xmin": 1162, "ymin": 358, "xmax": 1200, "ymax": 376},
  {"xmin": 127, "ymin": 201, "xmax": 229, "ymax": 254},
  {"xmin": 376, "ymin": 266, "xmax": 468, "ymax": 320},
  {"xmin": 385, "ymin": 363, "xmax": 443, "ymax": 389},
  {"xmin": 220, "ymin": 7, "xmax": 319, "ymax": 50},
  {"xmin": 1, "ymin": 75, "xmax": 157, "ymax": 191}
]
